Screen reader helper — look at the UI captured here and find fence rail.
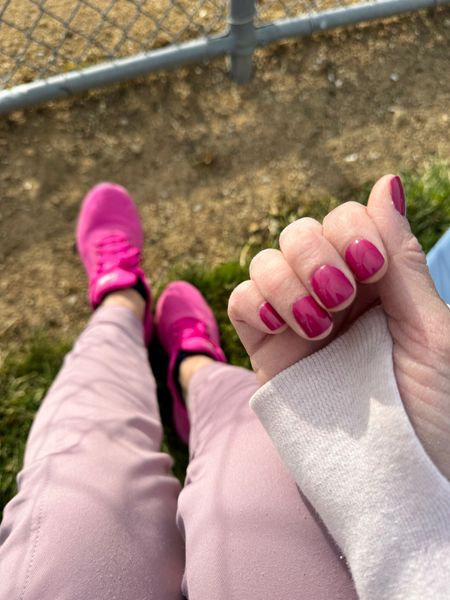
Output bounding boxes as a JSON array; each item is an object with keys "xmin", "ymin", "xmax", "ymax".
[{"xmin": 0, "ymin": 0, "xmax": 449, "ymax": 113}]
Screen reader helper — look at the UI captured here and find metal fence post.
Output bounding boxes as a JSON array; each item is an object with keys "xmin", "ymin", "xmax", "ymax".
[{"xmin": 229, "ymin": 0, "xmax": 256, "ymax": 84}]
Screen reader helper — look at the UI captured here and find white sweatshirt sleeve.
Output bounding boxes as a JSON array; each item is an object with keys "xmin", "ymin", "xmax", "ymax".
[{"xmin": 250, "ymin": 306, "xmax": 450, "ymax": 600}]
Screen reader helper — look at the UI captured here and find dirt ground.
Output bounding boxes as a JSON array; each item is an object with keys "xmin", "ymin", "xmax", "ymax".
[{"xmin": 0, "ymin": 6, "xmax": 450, "ymax": 357}]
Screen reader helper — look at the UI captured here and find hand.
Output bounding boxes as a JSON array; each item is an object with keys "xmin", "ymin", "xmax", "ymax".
[{"xmin": 229, "ymin": 175, "xmax": 450, "ymax": 479}]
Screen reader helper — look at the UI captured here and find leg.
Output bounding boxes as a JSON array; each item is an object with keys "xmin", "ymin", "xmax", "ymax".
[
  {"xmin": 0, "ymin": 303, "xmax": 184, "ymax": 600},
  {"xmin": 177, "ymin": 361, "xmax": 357, "ymax": 600}
]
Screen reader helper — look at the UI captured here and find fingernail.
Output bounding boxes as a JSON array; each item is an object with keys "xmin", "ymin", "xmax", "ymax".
[
  {"xmin": 345, "ymin": 239, "xmax": 385, "ymax": 281},
  {"xmin": 311, "ymin": 265, "xmax": 354, "ymax": 309},
  {"xmin": 390, "ymin": 175, "xmax": 406, "ymax": 216},
  {"xmin": 259, "ymin": 302, "xmax": 285, "ymax": 331},
  {"xmin": 292, "ymin": 296, "xmax": 332, "ymax": 338}
]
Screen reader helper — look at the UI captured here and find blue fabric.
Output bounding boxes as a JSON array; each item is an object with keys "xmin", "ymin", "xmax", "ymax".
[{"xmin": 427, "ymin": 227, "xmax": 450, "ymax": 304}]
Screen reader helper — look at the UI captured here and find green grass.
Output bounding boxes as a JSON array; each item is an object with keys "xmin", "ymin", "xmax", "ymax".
[
  {"xmin": 1, "ymin": 161, "xmax": 449, "ymax": 516},
  {"xmin": 0, "ymin": 334, "xmax": 72, "ymax": 515},
  {"xmin": 161, "ymin": 261, "xmax": 251, "ymax": 368},
  {"xmin": 402, "ymin": 162, "xmax": 450, "ymax": 252}
]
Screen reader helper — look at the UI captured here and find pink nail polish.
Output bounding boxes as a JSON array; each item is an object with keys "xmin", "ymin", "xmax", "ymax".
[
  {"xmin": 390, "ymin": 175, "xmax": 406, "ymax": 216},
  {"xmin": 259, "ymin": 302, "xmax": 285, "ymax": 331},
  {"xmin": 292, "ymin": 296, "xmax": 332, "ymax": 338},
  {"xmin": 345, "ymin": 239, "xmax": 385, "ymax": 281},
  {"xmin": 311, "ymin": 265, "xmax": 354, "ymax": 309}
]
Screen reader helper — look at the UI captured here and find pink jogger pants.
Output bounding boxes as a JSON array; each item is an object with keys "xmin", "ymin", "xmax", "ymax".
[{"xmin": 0, "ymin": 306, "xmax": 356, "ymax": 599}]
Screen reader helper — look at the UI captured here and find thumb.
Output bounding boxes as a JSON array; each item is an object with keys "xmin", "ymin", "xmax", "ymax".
[{"xmin": 366, "ymin": 174, "xmax": 445, "ymax": 324}]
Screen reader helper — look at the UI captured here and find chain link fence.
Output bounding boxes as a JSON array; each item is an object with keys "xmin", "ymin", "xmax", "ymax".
[
  {"xmin": 0, "ymin": 0, "xmax": 227, "ymax": 87},
  {"xmin": 0, "ymin": 0, "xmax": 449, "ymax": 112}
]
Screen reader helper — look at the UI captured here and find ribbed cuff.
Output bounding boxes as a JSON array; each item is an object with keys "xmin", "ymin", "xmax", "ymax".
[
  {"xmin": 251, "ymin": 306, "xmax": 391, "ymax": 425},
  {"xmin": 249, "ymin": 306, "xmax": 450, "ymax": 600}
]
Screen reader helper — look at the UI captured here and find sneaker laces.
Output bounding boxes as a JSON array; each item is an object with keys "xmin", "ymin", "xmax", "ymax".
[
  {"xmin": 95, "ymin": 233, "xmax": 140, "ymax": 276},
  {"xmin": 170, "ymin": 318, "xmax": 210, "ymax": 342}
]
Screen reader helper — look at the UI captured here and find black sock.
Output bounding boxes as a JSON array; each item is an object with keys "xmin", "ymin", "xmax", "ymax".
[
  {"xmin": 173, "ymin": 350, "xmax": 214, "ymax": 403},
  {"xmin": 132, "ymin": 278, "xmax": 148, "ymax": 302}
]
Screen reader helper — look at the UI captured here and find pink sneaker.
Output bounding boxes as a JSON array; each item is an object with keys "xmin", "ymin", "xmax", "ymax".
[
  {"xmin": 76, "ymin": 182, "xmax": 152, "ymax": 343},
  {"xmin": 156, "ymin": 281, "xmax": 227, "ymax": 444}
]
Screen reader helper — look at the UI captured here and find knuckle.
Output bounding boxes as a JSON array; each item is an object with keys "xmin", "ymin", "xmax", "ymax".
[
  {"xmin": 249, "ymin": 248, "xmax": 281, "ymax": 278},
  {"xmin": 249, "ymin": 250, "xmax": 291, "ymax": 297},
  {"xmin": 279, "ymin": 219, "xmax": 322, "ymax": 261},
  {"xmin": 227, "ymin": 280, "xmax": 252, "ymax": 319},
  {"xmin": 256, "ymin": 264, "xmax": 290, "ymax": 298},
  {"xmin": 279, "ymin": 217, "xmax": 321, "ymax": 250},
  {"xmin": 323, "ymin": 201, "xmax": 365, "ymax": 229}
]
